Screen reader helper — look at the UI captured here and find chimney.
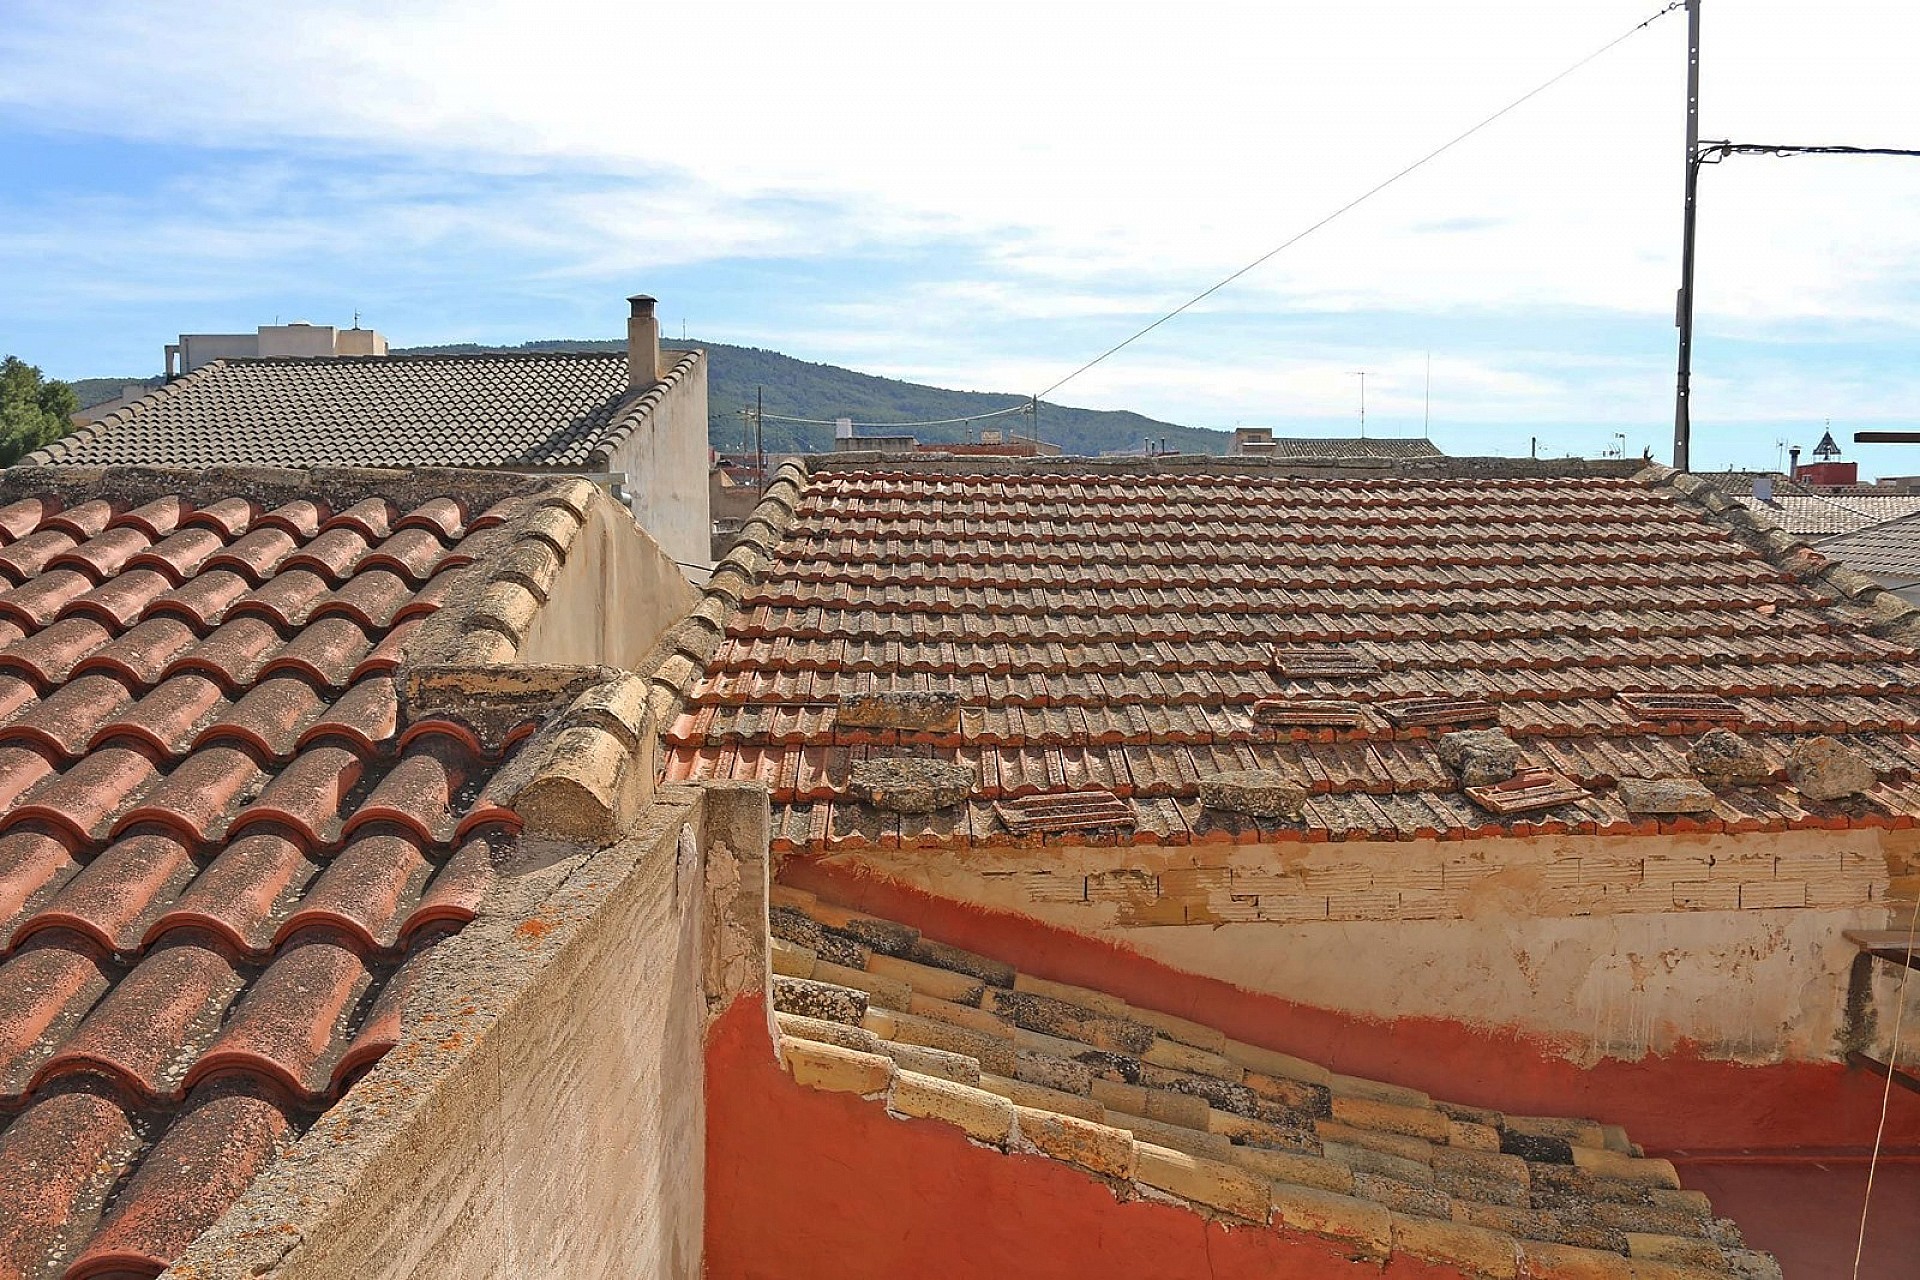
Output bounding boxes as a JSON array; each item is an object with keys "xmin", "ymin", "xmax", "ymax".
[
  {"xmin": 1788, "ymin": 446, "xmax": 1801, "ymax": 480},
  {"xmin": 627, "ymin": 294, "xmax": 661, "ymax": 389}
]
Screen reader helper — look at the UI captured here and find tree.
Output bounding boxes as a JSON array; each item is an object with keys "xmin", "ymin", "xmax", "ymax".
[{"xmin": 0, "ymin": 356, "xmax": 78, "ymax": 465}]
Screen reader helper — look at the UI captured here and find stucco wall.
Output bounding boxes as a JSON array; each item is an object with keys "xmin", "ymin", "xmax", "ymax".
[
  {"xmin": 518, "ymin": 487, "xmax": 699, "ymax": 671},
  {"xmin": 166, "ymin": 783, "xmax": 771, "ymax": 1280},
  {"xmin": 798, "ymin": 827, "xmax": 1917, "ymax": 1069},
  {"xmin": 609, "ymin": 350, "xmax": 711, "ymax": 570}
]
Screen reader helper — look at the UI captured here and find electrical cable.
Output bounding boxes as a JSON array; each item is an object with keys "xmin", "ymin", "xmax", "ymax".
[
  {"xmin": 1036, "ymin": 0, "xmax": 1688, "ymax": 403},
  {"xmin": 1852, "ymin": 902, "xmax": 1918, "ymax": 1278},
  {"xmin": 1701, "ymin": 142, "xmax": 1920, "ymax": 163}
]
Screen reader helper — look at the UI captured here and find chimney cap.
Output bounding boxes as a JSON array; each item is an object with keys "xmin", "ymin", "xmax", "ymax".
[{"xmin": 628, "ymin": 294, "xmax": 658, "ymax": 317}]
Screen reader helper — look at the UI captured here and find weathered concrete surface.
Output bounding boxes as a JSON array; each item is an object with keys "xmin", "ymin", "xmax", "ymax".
[
  {"xmin": 518, "ymin": 488, "xmax": 698, "ymax": 670},
  {"xmin": 1617, "ymin": 777, "xmax": 1717, "ymax": 815},
  {"xmin": 607, "ymin": 349, "xmax": 711, "ymax": 571},
  {"xmin": 790, "ymin": 828, "xmax": 1917, "ymax": 1069},
  {"xmin": 850, "ymin": 758, "xmax": 973, "ymax": 813},
  {"xmin": 1687, "ymin": 731, "xmax": 1772, "ymax": 785},
  {"xmin": 166, "ymin": 782, "xmax": 771, "ymax": 1280}
]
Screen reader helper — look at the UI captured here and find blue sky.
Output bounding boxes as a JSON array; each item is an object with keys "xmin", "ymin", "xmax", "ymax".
[{"xmin": 3, "ymin": 0, "xmax": 1918, "ymax": 475}]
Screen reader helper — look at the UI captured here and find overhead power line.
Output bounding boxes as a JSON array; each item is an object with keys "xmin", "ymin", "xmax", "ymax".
[{"xmin": 1036, "ymin": 0, "xmax": 1688, "ymax": 403}]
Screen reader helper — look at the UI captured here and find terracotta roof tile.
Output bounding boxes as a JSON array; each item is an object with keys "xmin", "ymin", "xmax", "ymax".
[
  {"xmin": 0, "ymin": 469, "xmax": 580, "ymax": 1280},
  {"xmin": 668, "ymin": 466, "xmax": 1920, "ymax": 848}
]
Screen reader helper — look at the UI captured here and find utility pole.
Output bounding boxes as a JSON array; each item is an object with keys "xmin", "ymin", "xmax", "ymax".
[
  {"xmin": 1350, "ymin": 372, "xmax": 1367, "ymax": 438},
  {"xmin": 755, "ymin": 386, "xmax": 765, "ymax": 492},
  {"xmin": 1672, "ymin": 0, "xmax": 1702, "ymax": 473},
  {"xmin": 1423, "ymin": 353, "xmax": 1431, "ymax": 439}
]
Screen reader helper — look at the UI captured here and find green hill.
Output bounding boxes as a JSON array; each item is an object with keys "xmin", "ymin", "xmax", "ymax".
[
  {"xmin": 392, "ymin": 337, "xmax": 1229, "ymax": 456},
  {"xmin": 70, "ymin": 377, "xmax": 164, "ymax": 410}
]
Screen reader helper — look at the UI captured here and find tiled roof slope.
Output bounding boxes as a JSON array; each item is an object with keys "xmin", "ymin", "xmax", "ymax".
[
  {"xmin": 664, "ymin": 461, "xmax": 1920, "ymax": 851},
  {"xmin": 1264, "ymin": 437, "xmax": 1443, "ymax": 461},
  {"xmin": 1815, "ymin": 509, "xmax": 1920, "ymax": 583},
  {"xmin": 1731, "ymin": 492, "xmax": 1920, "ymax": 538},
  {"xmin": 0, "ymin": 465, "xmax": 595, "ymax": 1280},
  {"xmin": 768, "ymin": 885, "xmax": 1777, "ymax": 1280},
  {"xmin": 27, "ymin": 350, "xmax": 701, "ymax": 472}
]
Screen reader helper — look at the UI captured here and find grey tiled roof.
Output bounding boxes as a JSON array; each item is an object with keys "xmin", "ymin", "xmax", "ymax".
[
  {"xmin": 29, "ymin": 350, "xmax": 701, "ymax": 470},
  {"xmin": 1817, "ymin": 509, "xmax": 1920, "ymax": 581},
  {"xmin": 1730, "ymin": 491, "xmax": 1920, "ymax": 537},
  {"xmin": 1264, "ymin": 436, "xmax": 1443, "ymax": 461}
]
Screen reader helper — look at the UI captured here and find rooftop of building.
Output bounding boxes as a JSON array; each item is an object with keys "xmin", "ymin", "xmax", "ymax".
[
  {"xmin": 766, "ymin": 883, "xmax": 1774, "ymax": 1279},
  {"xmin": 1815, "ymin": 507, "xmax": 1920, "ymax": 585},
  {"xmin": 663, "ymin": 456, "xmax": 1920, "ymax": 855},
  {"xmin": 0, "ymin": 463, "xmax": 666, "ymax": 1280},
  {"xmin": 26, "ymin": 349, "xmax": 702, "ymax": 473},
  {"xmin": 1230, "ymin": 432, "xmax": 1444, "ymax": 462}
]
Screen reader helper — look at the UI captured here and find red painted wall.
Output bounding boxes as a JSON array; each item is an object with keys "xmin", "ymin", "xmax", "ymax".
[
  {"xmin": 704, "ymin": 997, "xmax": 1475, "ymax": 1280},
  {"xmin": 779, "ymin": 859, "xmax": 1920, "ymax": 1155}
]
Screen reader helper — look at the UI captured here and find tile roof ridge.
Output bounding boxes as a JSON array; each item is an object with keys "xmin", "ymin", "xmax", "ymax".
[
  {"xmin": 806, "ymin": 454, "xmax": 1648, "ymax": 480},
  {"xmin": 1643, "ymin": 465, "xmax": 1920, "ymax": 642},
  {"xmin": 24, "ymin": 361, "xmax": 231, "ymax": 465},
  {"xmin": 638, "ymin": 458, "xmax": 809, "ymax": 733},
  {"xmin": 0, "ymin": 462, "xmax": 584, "ymax": 524},
  {"xmin": 587, "ymin": 348, "xmax": 704, "ymax": 468}
]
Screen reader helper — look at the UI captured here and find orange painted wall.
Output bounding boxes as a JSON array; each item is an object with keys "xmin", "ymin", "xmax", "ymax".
[
  {"xmin": 703, "ymin": 997, "xmax": 1476, "ymax": 1280},
  {"xmin": 780, "ymin": 858, "xmax": 1920, "ymax": 1155}
]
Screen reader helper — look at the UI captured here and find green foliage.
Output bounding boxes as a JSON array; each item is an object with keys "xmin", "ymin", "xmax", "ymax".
[
  {"xmin": 392, "ymin": 337, "xmax": 1228, "ymax": 457},
  {"xmin": 0, "ymin": 357, "xmax": 78, "ymax": 465}
]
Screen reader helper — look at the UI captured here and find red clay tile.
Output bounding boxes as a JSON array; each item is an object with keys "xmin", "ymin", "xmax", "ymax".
[
  {"xmin": 8, "ymin": 745, "xmax": 161, "ymax": 844},
  {"xmin": 66, "ymin": 1083, "xmax": 290, "ymax": 1280},
  {"xmin": 190, "ymin": 930, "xmax": 371, "ymax": 1099},
  {"xmin": 89, "ymin": 672, "xmax": 229, "ymax": 759},
  {"xmin": 0, "ymin": 939, "xmax": 110, "ymax": 1094},
  {"xmin": 202, "ymin": 526, "xmax": 299, "ymax": 583},
  {"xmin": 323, "ymin": 498, "xmax": 396, "ymax": 541},
  {"xmin": 344, "ymin": 744, "xmax": 467, "ymax": 844},
  {"xmin": 254, "ymin": 499, "xmax": 327, "ymax": 539},
  {"xmin": 0, "ymin": 497, "xmax": 52, "ymax": 542},
  {"xmin": 198, "ymin": 675, "xmax": 329, "ymax": 761},
  {"xmin": 260, "ymin": 616, "xmax": 373, "ymax": 688},
  {"xmin": 64, "ymin": 566, "xmax": 177, "ymax": 630},
  {"xmin": 15, "ymin": 829, "xmax": 197, "ymax": 954},
  {"xmin": 181, "ymin": 497, "xmax": 259, "ymax": 538},
  {"xmin": 229, "ymin": 743, "xmax": 365, "ymax": 847},
  {"xmin": 35, "ymin": 937, "xmax": 243, "ymax": 1100},
  {"xmin": 279, "ymin": 526, "xmax": 373, "ymax": 583},
  {"xmin": 229, "ymin": 568, "xmax": 331, "ymax": 629},
  {"xmin": 112, "ymin": 497, "xmax": 187, "ymax": 540},
  {"xmin": 111, "ymin": 746, "xmax": 265, "ymax": 845},
  {"xmin": 279, "ymin": 826, "xmax": 428, "ymax": 951},
  {"xmin": 0, "ymin": 567, "xmax": 97, "ymax": 629},
  {"xmin": 319, "ymin": 566, "xmax": 416, "ymax": 629},
  {"xmin": 147, "ymin": 826, "xmax": 316, "ymax": 956},
  {"xmin": 148, "ymin": 568, "xmax": 253, "ymax": 630},
  {"xmin": 125, "ymin": 526, "xmax": 226, "ymax": 583},
  {"xmin": 394, "ymin": 496, "xmax": 465, "ymax": 540},
  {"xmin": 4, "ymin": 674, "xmax": 135, "ymax": 759},
  {"xmin": 0, "ymin": 1090, "xmax": 139, "ymax": 1278},
  {"xmin": 165, "ymin": 615, "xmax": 284, "ymax": 689}
]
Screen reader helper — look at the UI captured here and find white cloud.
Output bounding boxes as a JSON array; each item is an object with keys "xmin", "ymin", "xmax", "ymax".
[{"xmin": 3, "ymin": 0, "xmax": 1919, "ymax": 466}]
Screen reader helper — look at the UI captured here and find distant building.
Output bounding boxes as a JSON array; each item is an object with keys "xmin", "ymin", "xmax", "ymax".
[
  {"xmin": 166, "ymin": 321, "xmax": 390, "ymax": 376},
  {"xmin": 1228, "ymin": 426, "xmax": 1443, "ymax": 461},
  {"xmin": 35, "ymin": 294, "xmax": 711, "ymax": 568}
]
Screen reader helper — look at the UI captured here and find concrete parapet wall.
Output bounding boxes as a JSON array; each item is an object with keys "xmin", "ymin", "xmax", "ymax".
[
  {"xmin": 165, "ymin": 782, "xmax": 771, "ymax": 1280},
  {"xmin": 606, "ymin": 349, "xmax": 711, "ymax": 570}
]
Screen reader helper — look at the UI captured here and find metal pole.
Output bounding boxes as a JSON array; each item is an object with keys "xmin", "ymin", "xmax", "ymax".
[
  {"xmin": 1672, "ymin": 0, "xmax": 1702, "ymax": 472},
  {"xmin": 755, "ymin": 386, "xmax": 765, "ymax": 492}
]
